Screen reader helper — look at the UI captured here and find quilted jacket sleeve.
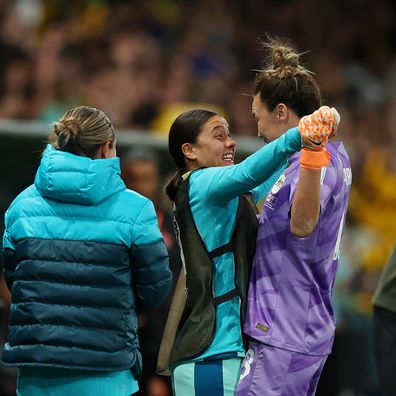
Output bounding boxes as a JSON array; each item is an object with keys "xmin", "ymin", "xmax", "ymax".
[
  {"xmin": 2, "ymin": 212, "xmax": 17, "ymax": 292},
  {"xmin": 129, "ymin": 200, "xmax": 172, "ymax": 308}
]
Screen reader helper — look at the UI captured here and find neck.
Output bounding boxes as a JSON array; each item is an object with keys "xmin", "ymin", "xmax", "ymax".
[{"xmin": 185, "ymin": 160, "xmax": 201, "ymax": 172}]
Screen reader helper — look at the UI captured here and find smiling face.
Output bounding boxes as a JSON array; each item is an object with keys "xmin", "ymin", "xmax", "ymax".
[{"xmin": 184, "ymin": 115, "xmax": 236, "ymax": 169}]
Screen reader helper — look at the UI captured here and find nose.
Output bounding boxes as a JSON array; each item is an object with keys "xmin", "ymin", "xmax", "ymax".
[{"xmin": 226, "ymin": 136, "xmax": 236, "ymax": 148}]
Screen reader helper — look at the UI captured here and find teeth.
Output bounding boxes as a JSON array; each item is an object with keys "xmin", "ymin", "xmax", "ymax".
[{"xmin": 223, "ymin": 154, "xmax": 233, "ymax": 160}]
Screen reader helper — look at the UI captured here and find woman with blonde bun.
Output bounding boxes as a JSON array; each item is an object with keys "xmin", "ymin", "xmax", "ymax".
[{"xmin": 1, "ymin": 106, "xmax": 172, "ymax": 396}]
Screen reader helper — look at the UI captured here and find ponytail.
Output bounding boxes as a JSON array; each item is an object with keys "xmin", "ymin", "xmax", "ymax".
[{"xmin": 165, "ymin": 169, "xmax": 184, "ymax": 202}]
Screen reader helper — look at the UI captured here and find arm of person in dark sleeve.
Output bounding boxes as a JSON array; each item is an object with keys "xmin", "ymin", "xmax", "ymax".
[
  {"xmin": 129, "ymin": 200, "xmax": 172, "ymax": 309},
  {"xmin": 2, "ymin": 226, "xmax": 16, "ymax": 293}
]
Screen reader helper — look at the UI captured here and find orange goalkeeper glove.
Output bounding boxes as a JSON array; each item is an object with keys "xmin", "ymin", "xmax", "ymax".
[
  {"xmin": 298, "ymin": 106, "xmax": 339, "ymax": 169},
  {"xmin": 298, "ymin": 106, "xmax": 340, "ymax": 151}
]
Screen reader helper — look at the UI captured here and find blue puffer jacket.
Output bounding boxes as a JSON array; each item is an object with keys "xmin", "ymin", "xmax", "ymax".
[{"xmin": 1, "ymin": 145, "xmax": 172, "ymax": 376}]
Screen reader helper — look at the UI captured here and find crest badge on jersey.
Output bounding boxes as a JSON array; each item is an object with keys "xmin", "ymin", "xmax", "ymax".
[{"xmin": 271, "ymin": 173, "xmax": 286, "ymax": 194}]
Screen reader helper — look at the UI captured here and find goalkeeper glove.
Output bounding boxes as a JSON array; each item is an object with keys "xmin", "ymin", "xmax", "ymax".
[
  {"xmin": 298, "ymin": 106, "xmax": 340, "ymax": 151},
  {"xmin": 298, "ymin": 106, "xmax": 340, "ymax": 169}
]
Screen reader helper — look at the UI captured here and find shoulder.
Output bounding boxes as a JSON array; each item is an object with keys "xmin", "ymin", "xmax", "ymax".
[
  {"xmin": 112, "ymin": 188, "xmax": 156, "ymax": 220},
  {"xmin": 188, "ymin": 166, "xmax": 228, "ymax": 191},
  {"xmin": 5, "ymin": 185, "xmax": 40, "ymax": 220},
  {"xmin": 187, "ymin": 168, "xmax": 220, "ymax": 205},
  {"xmin": 118, "ymin": 188, "xmax": 150, "ymax": 205},
  {"xmin": 189, "ymin": 167, "xmax": 216, "ymax": 181},
  {"xmin": 327, "ymin": 142, "xmax": 351, "ymax": 167},
  {"xmin": 8, "ymin": 184, "xmax": 40, "ymax": 207},
  {"xmin": 326, "ymin": 142, "xmax": 352, "ymax": 184}
]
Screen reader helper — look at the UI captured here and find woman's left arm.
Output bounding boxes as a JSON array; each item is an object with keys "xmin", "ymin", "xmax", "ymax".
[
  {"xmin": 290, "ymin": 167, "xmax": 321, "ymax": 237},
  {"xmin": 290, "ymin": 148, "xmax": 332, "ymax": 237}
]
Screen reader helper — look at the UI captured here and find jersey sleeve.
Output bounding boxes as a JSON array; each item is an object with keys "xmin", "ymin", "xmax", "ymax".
[{"xmin": 193, "ymin": 127, "xmax": 301, "ymax": 204}]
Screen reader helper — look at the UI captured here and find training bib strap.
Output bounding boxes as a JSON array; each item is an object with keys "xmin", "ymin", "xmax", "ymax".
[
  {"xmin": 208, "ymin": 243, "xmax": 233, "ymax": 259},
  {"xmin": 213, "ymin": 288, "xmax": 239, "ymax": 306}
]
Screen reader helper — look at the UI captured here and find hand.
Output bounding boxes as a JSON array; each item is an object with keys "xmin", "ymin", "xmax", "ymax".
[
  {"xmin": 298, "ymin": 106, "xmax": 340, "ymax": 150},
  {"xmin": 329, "ymin": 107, "xmax": 340, "ymax": 138}
]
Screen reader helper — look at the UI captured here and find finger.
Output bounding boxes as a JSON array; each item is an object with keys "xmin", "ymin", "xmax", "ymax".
[{"xmin": 330, "ymin": 107, "xmax": 340, "ymax": 132}]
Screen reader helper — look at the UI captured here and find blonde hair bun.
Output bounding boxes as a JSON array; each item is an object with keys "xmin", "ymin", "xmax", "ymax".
[{"xmin": 49, "ymin": 106, "xmax": 115, "ymax": 158}]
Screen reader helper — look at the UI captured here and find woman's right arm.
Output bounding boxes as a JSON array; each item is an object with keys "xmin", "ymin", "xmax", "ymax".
[
  {"xmin": 2, "ymin": 216, "xmax": 17, "ymax": 292},
  {"xmin": 200, "ymin": 127, "xmax": 301, "ymax": 203},
  {"xmin": 129, "ymin": 200, "xmax": 173, "ymax": 308}
]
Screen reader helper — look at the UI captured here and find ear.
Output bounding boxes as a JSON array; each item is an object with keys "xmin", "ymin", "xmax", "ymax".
[
  {"xmin": 275, "ymin": 103, "xmax": 289, "ymax": 121},
  {"xmin": 181, "ymin": 143, "xmax": 197, "ymax": 161},
  {"xmin": 100, "ymin": 141, "xmax": 111, "ymax": 158}
]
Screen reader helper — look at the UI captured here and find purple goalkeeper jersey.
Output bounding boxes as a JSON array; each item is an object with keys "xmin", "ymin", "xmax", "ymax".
[{"xmin": 244, "ymin": 142, "xmax": 352, "ymax": 356}]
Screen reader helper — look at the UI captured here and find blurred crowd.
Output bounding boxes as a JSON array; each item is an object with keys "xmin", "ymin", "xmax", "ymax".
[{"xmin": 1, "ymin": 0, "xmax": 396, "ymax": 395}]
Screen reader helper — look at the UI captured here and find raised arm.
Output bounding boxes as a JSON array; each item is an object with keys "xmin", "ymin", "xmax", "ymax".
[
  {"xmin": 197, "ymin": 127, "xmax": 301, "ymax": 204},
  {"xmin": 290, "ymin": 166, "xmax": 322, "ymax": 237},
  {"xmin": 291, "ymin": 107, "xmax": 339, "ymax": 237}
]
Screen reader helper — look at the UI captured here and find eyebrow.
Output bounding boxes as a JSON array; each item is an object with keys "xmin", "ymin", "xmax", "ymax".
[{"xmin": 211, "ymin": 124, "xmax": 228, "ymax": 132}]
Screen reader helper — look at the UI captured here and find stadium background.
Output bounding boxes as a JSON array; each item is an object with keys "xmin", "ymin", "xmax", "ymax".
[{"xmin": 1, "ymin": 0, "xmax": 396, "ymax": 395}]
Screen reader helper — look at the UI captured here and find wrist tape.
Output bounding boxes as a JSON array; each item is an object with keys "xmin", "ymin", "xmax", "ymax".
[{"xmin": 300, "ymin": 148, "xmax": 331, "ymax": 169}]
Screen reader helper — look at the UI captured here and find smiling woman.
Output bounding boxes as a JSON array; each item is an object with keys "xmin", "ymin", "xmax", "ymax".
[
  {"xmin": 158, "ymin": 108, "xmax": 337, "ymax": 396},
  {"xmin": 182, "ymin": 115, "xmax": 236, "ymax": 169}
]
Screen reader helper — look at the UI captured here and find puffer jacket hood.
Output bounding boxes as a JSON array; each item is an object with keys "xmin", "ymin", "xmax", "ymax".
[{"xmin": 35, "ymin": 144, "xmax": 125, "ymax": 205}]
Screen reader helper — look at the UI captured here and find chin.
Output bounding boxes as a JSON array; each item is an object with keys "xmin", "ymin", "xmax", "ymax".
[{"xmin": 222, "ymin": 160, "xmax": 234, "ymax": 166}]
